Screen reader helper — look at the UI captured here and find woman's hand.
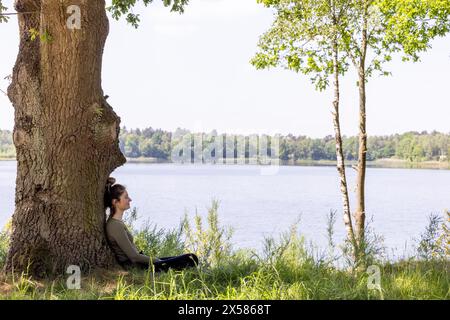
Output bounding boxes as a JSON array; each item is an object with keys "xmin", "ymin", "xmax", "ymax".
[{"xmin": 139, "ymin": 251, "xmax": 161, "ymax": 263}]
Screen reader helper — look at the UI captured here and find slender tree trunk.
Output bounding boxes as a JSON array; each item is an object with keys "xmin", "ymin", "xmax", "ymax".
[
  {"xmin": 355, "ymin": 11, "xmax": 368, "ymax": 248},
  {"xmin": 4, "ymin": 0, "xmax": 126, "ymax": 277},
  {"xmin": 331, "ymin": 39, "xmax": 356, "ymax": 248},
  {"xmin": 355, "ymin": 66, "xmax": 367, "ymax": 248}
]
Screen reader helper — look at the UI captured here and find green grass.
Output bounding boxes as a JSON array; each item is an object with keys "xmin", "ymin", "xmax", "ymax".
[{"xmin": 0, "ymin": 204, "xmax": 448, "ymax": 300}]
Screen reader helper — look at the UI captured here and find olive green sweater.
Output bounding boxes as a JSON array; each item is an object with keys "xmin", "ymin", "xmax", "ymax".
[{"xmin": 106, "ymin": 218, "xmax": 158, "ymax": 264}]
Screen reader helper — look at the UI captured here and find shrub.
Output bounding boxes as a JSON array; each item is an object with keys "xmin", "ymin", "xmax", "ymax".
[
  {"xmin": 0, "ymin": 219, "xmax": 12, "ymax": 268},
  {"xmin": 181, "ymin": 200, "xmax": 234, "ymax": 269},
  {"xmin": 416, "ymin": 211, "xmax": 449, "ymax": 260}
]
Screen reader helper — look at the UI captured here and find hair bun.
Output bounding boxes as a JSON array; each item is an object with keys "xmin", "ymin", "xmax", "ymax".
[{"xmin": 106, "ymin": 177, "xmax": 116, "ymax": 186}]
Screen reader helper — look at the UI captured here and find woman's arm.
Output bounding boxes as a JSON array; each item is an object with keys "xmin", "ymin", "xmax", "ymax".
[{"xmin": 109, "ymin": 222, "xmax": 159, "ymax": 264}]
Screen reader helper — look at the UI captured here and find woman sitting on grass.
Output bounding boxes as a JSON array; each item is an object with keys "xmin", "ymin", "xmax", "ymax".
[{"xmin": 104, "ymin": 177, "xmax": 199, "ymax": 272}]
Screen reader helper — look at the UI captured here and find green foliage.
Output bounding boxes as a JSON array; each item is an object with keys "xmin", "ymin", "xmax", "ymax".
[
  {"xmin": 0, "ymin": 1, "xmax": 182, "ymax": 30},
  {"xmin": 342, "ymin": 216, "xmax": 387, "ymax": 271},
  {"xmin": 378, "ymin": 0, "xmax": 450, "ymax": 62},
  {"xmin": 181, "ymin": 200, "xmax": 234, "ymax": 269},
  {"xmin": 123, "ymin": 207, "xmax": 186, "ymax": 258},
  {"xmin": 28, "ymin": 28, "xmax": 53, "ymax": 43},
  {"xmin": 251, "ymin": 0, "xmax": 350, "ymax": 91},
  {"xmin": 0, "ymin": 0, "xmax": 9, "ymax": 23},
  {"xmin": 0, "ymin": 130, "xmax": 15, "ymax": 159},
  {"xmin": 40, "ymin": 30, "xmax": 53, "ymax": 43},
  {"xmin": 1, "ymin": 1, "xmax": 190, "ymax": 30},
  {"xmin": 29, "ymin": 28, "xmax": 39, "ymax": 41},
  {"xmin": 339, "ymin": 0, "xmax": 450, "ymax": 78},
  {"xmin": 396, "ymin": 132, "xmax": 425, "ymax": 161},
  {"xmin": 118, "ymin": 127, "xmax": 173, "ymax": 159},
  {"xmin": 255, "ymin": 217, "xmax": 311, "ymax": 271},
  {"xmin": 108, "ymin": 0, "xmax": 189, "ymax": 28},
  {"xmin": 0, "ymin": 219, "xmax": 12, "ymax": 269},
  {"xmin": 416, "ymin": 211, "xmax": 449, "ymax": 261},
  {"xmin": 325, "ymin": 207, "xmax": 386, "ymax": 271},
  {"xmin": 252, "ymin": 0, "xmax": 450, "ymax": 86}
]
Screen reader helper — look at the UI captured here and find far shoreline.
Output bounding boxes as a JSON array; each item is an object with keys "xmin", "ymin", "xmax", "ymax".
[{"xmin": 2, "ymin": 157, "xmax": 448, "ymax": 170}]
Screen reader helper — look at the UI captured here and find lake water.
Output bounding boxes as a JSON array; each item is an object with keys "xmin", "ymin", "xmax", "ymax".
[{"xmin": 1, "ymin": 161, "xmax": 449, "ymax": 257}]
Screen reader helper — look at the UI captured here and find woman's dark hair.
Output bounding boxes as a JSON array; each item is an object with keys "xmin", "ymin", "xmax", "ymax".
[{"xmin": 104, "ymin": 177, "xmax": 127, "ymax": 217}]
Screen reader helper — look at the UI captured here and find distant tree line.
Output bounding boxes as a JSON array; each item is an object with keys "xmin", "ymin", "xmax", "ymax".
[
  {"xmin": 1, "ymin": 128, "xmax": 449, "ymax": 162},
  {"xmin": 117, "ymin": 127, "xmax": 450, "ymax": 163},
  {"xmin": 0, "ymin": 130, "xmax": 15, "ymax": 158},
  {"xmin": 279, "ymin": 131, "xmax": 450, "ymax": 162}
]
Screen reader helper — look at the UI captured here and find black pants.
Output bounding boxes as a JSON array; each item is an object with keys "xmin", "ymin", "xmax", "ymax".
[{"xmin": 131, "ymin": 253, "xmax": 199, "ymax": 272}]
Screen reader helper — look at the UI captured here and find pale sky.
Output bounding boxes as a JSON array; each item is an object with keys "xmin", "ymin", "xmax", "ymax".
[{"xmin": 0, "ymin": 0, "xmax": 449, "ymax": 137}]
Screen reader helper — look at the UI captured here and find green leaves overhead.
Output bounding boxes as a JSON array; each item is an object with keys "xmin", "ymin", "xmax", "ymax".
[
  {"xmin": 251, "ymin": 0, "xmax": 450, "ymax": 90},
  {"xmin": 108, "ymin": 0, "xmax": 189, "ymax": 28},
  {"xmin": 378, "ymin": 0, "xmax": 450, "ymax": 62},
  {"xmin": 0, "ymin": 1, "xmax": 189, "ymax": 27},
  {"xmin": 251, "ymin": 0, "xmax": 351, "ymax": 91}
]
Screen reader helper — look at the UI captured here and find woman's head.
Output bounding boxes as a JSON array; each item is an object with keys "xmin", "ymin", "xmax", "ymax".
[{"xmin": 104, "ymin": 177, "xmax": 132, "ymax": 217}]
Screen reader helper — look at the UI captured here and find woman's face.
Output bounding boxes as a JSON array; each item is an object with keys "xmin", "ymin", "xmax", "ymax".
[{"xmin": 113, "ymin": 190, "xmax": 132, "ymax": 211}]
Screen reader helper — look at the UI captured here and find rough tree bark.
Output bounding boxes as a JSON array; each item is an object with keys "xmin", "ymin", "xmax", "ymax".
[{"xmin": 4, "ymin": 0, "xmax": 126, "ymax": 276}]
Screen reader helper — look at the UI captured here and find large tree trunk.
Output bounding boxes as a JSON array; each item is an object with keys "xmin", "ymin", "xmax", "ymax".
[
  {"xmin": 331, "ymin": 41, "xmax": 356, "ymax": 249},
  {"xmin": 4, "ymin": 0, "xmax": 126, "ymax": 277}
]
